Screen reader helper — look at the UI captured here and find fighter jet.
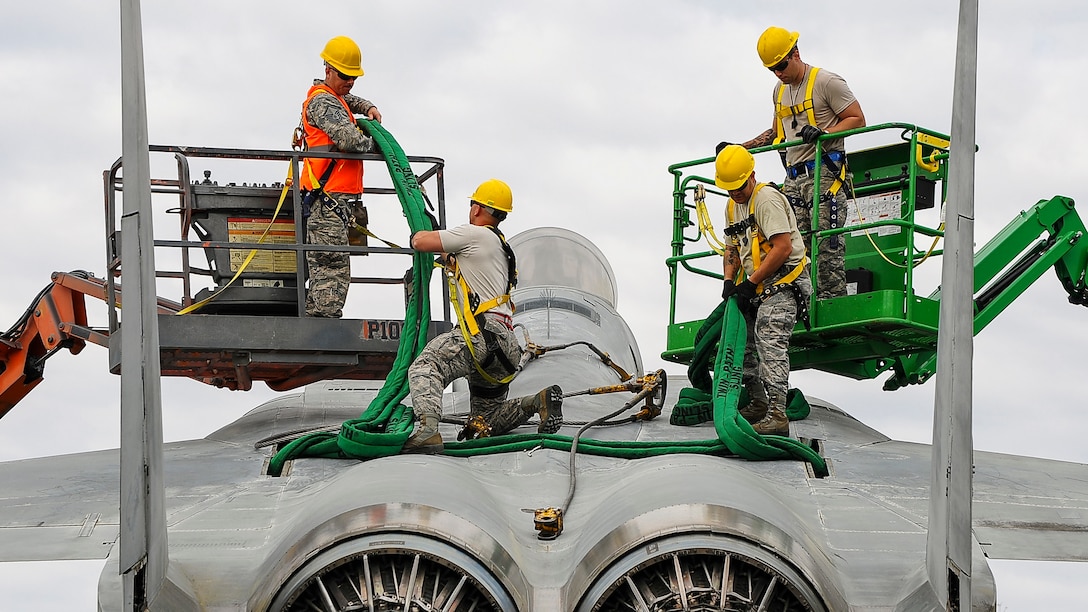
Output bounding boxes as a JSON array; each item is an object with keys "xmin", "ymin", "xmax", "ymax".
[{"xmin": 1, "ymin": 225, "xmax": 1087, "ymax": 611}]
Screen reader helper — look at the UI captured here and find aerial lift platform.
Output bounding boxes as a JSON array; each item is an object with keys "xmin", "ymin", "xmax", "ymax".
[
  {"xmin": 663, "ymin": 123, "xmax": 1088, "ymax": 390},
  {"xmin": 1, "ymin": 142, "xmax": 451, "ymax": 418}
]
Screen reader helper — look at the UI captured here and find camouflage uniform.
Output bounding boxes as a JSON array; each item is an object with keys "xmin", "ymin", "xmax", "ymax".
[
  {"xmin": 408, "ymin": 314, "xmax": 535, "ymax": 435},
  {"xmin": 783, "ymin": 166, "xmax": 846, "ymax": 299},
  {"xmin": 743, "ymin": 271, "xmax": 813, "ymax": 405},
  {"xmin": 302, "ymin": 79, "xmax": 378, "ymax": 317},
  {"xmin": 304, "ymin": 192, "xmax": 352, "ymax": 318}
]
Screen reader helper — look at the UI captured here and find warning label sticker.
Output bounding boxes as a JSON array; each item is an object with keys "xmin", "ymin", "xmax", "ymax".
[
  {"xmin": 845, "ymin": 192, "xmax": 903, "ymax": 237},
  {"xmin": 227, "ymin": 217, "xmax": 298, "ymax": 273}
]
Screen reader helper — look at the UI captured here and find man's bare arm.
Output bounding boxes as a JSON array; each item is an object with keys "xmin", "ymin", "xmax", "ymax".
[
  {"xmin": 828, "ymin": 100, "xmax": 865, "ymax": 134},
  {"xmin": 411, "ymin": 230, "xmax": 444, "ymax": 253},
  {"xmin": 722, "ymin": 245, "xmax": 742, "ymax": 282},
  {"xmin": 741, "ymin": 128, "xmax": 775, "ymax": 150}
]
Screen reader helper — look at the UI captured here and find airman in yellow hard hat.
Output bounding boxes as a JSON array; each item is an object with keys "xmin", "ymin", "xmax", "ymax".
[
  {"xmin": 298, "ymin": 36, "xmax": 384, "ymax": 318},
  {"xmin": 715, "ymin": 26, "xmax": 865, "ymax": 300},
  {"xmin": 404, "ymin": 179, "xmax": 564, "ymax": 453},
  {"xmin": 715, "ymin": 145, "xmax": 810, "ymax": 436}
]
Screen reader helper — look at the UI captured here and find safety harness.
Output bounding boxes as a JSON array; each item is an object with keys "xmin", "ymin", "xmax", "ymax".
[
  {"xmin": 445, "ymin": 225, "xmax": 520, "ymax": 385},
  {"xmin": 293, "ymin": 88, "xmax": 402, "ymax": 250},
  {"xmin": 773, "ymin": 66, "xmax": 850, "ymax": 249},
  {"xmin": 724, "ymin": 183, "xmax": 810, "ymax": 329}
]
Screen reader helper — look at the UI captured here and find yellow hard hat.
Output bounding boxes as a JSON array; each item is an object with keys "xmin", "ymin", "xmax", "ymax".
[
  {"xmin": 320, "ymin": 36, "xmax": 364, "ymax": 77},
  {"xmin": 714, "ymin": 145, "xmax": 755, "ymax": 191},
  {"xmin": 756, "ymin": 26, "xmax": 799, "ymax": 68},
  {"xmin": 470, "ymin": 178, "xmax": 513, "ymax": 213}
]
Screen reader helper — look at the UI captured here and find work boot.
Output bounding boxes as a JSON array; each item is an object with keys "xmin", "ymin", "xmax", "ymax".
[
  {"xmin": 527, "ymin": 385, "xmax": 564, "ymax": 434},
  {"xmin": 740, "ymin": 380, "xmax": 769, "ymax": 424},
  {"xmin": 752, "ymin": 388, "xmax": 789, "ymax": 436},
  {"xmin": 403, "ymin": 414, "xmax": 444, "ymax": 454},
  {"xmin": 739, "ymin": 397, "xmax": 768, "ymax": 424}
]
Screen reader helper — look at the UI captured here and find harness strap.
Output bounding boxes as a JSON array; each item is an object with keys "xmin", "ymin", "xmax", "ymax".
[
  {"xmin": 442, "ymin": 226, "xmax": 521, "ymax": 385},
  {"xmin": 726, "ymin": 183, "xmax": 808, "ymax": 295},
  {"xmin": 773, "ymin": 66, "xmax": 821, "ymax": 145},
  {"xmin": 755, "ymin": 280, "xmax": 812, "ymax": 331}
]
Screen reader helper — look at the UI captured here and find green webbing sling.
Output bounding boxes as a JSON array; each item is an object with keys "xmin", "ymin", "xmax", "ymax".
[
  {"xmin": 267, "ymin": 124, "xmax": 825, "ymax": 475},
  {"xmin": 671, "ymin": 297, "xmax": 827, "ymax": 472},
  {"xmin": 267, "ymin": 119, "xmax": 435, "ymax": 475}
]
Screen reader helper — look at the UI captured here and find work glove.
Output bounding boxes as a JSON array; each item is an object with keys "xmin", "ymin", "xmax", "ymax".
[
  {"xmin": 721, "ymin": 279, "xmax": 737, "ymax": 301},
  {"xmin": 798, "ymin": 125, "xmax": 825, "ymax": 144},
  {"xmin": 736, "ymin": 279, "xmax": 757, "ymax": 301},
  {"xmin": 735, "ymin": 279, "xmax": 758, "ymax": 316},
  {"xmin": 715, "ymin": 141, "xmax": 734, "ymax": 156}
]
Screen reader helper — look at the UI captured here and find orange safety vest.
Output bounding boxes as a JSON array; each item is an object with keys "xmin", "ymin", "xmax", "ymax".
[{"xmin": 300, "ymin": 84, "xmax": 363, "ymax": 194}]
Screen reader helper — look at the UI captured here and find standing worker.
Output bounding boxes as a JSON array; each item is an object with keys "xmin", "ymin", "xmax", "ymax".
[
  {"xmin": 298, "ymin": 35, "xmax": 382, "ymax": 318},
  {"xmin": 716, "ymin": 145, "xmax": 811, "ymax": 436},
  {"xmin": 403, "ymin": 179, "xmax": 564, "ymax": 453},
  {"xmin": 718, "ymin": 26, "xmax": 864, "ymax": 299}
]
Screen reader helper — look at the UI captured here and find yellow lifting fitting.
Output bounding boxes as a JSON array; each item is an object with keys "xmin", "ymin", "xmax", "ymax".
[
  {"xmin": 533, "ymin": 508, "xmax": 563, "ymax": 540},
  {"xmin": 456, "ymin": 415, "xmax": 492, "ymax": 441}
]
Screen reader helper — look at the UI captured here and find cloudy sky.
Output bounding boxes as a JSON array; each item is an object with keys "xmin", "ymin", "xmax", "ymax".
[{"xmin": 2, "ymin": 0, "xmax": 1087, "ymax": 609}]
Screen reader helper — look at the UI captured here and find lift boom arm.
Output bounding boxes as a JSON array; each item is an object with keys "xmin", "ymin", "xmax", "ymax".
[
  {"xmin": 0, "ymin": 272, "xmax": 111, "ymax": 419},
  {"xmin": 883, "ymin": 195, "xmax": 1088, "ymax": 389}
]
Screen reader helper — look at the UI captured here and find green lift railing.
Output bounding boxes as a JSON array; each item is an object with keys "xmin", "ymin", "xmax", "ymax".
[{"xmin": 664, "ymin": 123, "xmax": 1088, "ymax": 390}]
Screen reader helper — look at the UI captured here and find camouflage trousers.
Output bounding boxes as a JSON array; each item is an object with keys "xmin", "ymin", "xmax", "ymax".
[
  {"xmin": 305, "ymin": 192, "xmax": 353, "ymax": 317},
  {"xmin": 743, "ymin": 273, "xmax": 812, "ymax": 403},
  {"xmin": 408, "ymin": 315, "xmax": 533, "ymax": 436},
  {"xmin": 783, "ymin": 168, "xmax": 847, "ymax": 299}
]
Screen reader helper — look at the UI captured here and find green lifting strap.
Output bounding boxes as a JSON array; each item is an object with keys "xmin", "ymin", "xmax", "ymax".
[
  {"xmin": 267, "ymin": 119, "xmax": 435, "ymax": 475},
  {"xmin": 671, "ymin": 298, "xmax": 828, "ymax": 474},
  {"xmin": 267, "ymin": 126, "xmax": 825, "ymax": 474}
]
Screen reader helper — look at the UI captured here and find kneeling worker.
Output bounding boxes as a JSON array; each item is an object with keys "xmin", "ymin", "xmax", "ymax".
[
  {"xmin": 716, "ymin": 146, "xmax": 812, "ymax": 436},
  {"xmin": 404, "ymin": 178, "xmax": 563, "ymax": 453}
]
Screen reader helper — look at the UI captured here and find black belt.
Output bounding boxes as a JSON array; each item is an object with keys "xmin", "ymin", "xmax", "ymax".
[{"xmin": 786, "ymin": 150, "xmax": 846, "ymax": 179}]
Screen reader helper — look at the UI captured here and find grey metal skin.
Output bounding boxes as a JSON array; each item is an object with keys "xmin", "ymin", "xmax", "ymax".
[{"xmin": 2, "ymin": 229, "xmax": 1088, "ymax": 610}]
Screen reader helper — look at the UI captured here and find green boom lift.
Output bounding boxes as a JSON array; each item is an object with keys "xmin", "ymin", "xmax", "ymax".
[{"xmin": 663, "ymin": 123, "xmax": 1088, "ymax": 390}]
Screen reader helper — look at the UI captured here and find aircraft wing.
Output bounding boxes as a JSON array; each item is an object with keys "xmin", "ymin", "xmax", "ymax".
[
  {"xmin": 0, "ymin": 449, "xmax": 120, "ymax": 562},
  {"xmin": 972, "ymin": 450, "xmax": 1088, "ymax": 562}
]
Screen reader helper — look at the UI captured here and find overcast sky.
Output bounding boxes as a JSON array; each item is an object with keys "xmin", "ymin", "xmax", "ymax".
[{"xmin": 2, "ymin": 1, "xmax": 1087, "ymax": 609}]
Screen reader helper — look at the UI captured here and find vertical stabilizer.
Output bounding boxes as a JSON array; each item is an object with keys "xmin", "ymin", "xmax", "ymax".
[
  {"xmin": 927, "ymin": 0, "xmax": 979, "ymax": 608},
  {"xmin": 118, "ymin": 0, "xmax": 169, "ymax": 608}
]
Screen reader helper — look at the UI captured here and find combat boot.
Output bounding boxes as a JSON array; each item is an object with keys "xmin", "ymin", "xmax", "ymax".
[
  {"xmin": 739, "ymin": 381, "xmax": 769, "ymax": 424},
  {"xmin": 403, "ymin": 413, "xmax": 444, "ymax": 454},
  {"xmin": 751, "ymin": 388, "xmax": 789, "ymax": 436},
  {"xmin": 739, "ymin": 398, "xmax": 768, "ymax": 424},
  {"xmin": 525, "ymin": 385, "xmax": 564, "ymax": 434}
]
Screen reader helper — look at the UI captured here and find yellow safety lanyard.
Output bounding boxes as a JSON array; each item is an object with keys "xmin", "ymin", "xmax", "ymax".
[
  {"xmin": 176, "ymin": 162, "xmax": 295, "ymax": 315},
  {"xmin": 726, "ymin": 183, "xmax": 805, "ymax": 294},
  {"xmin": 694, "ymin": 185, "xmax": 731, "ymax": 256},
  {"xmin": 303, "ymin": 146, "xmax": 403, "ymax": 249}
]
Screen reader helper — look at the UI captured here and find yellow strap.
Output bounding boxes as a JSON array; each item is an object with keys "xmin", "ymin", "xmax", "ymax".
[
  {"xmin": 176, "ymin": 162, "xmax": 294, "ymax": 315},
  {"xmin": 443, "ymin": 263, "xmax": 516, "ymax": 385},
  {"xmin": 773, "ymin": 66, "xmax": 821, "ymax": 145},
  {"xmin": 731, "ymin": 184, "xmax": 806, "ymax": 293},
  {"xmin": 449, "ymin": 269, "xmax": 482, "ymax": 336},
  {"xmin": 351, "ymin": 221, "xmax": 402, "ymax": 249},
  {"xmin": 695, "ymin": 185, "xmax": 730, "ymax": 255},
  {"xmin": 474, "ymin": 294, "xmax": 512, "ymax": 315}
]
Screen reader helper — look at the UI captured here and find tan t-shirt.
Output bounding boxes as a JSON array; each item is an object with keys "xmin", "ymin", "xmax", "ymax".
[
  {"xmin": 772, "ymin": 66, "xmax": 856, "ymax": 166},
  {"xmin": 438, "ymin": 224, "xmax": 514, "ymax": 317},
  {"xmin": 726, "ymin": 184, "xmax": 807, "ymax": 278}
]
